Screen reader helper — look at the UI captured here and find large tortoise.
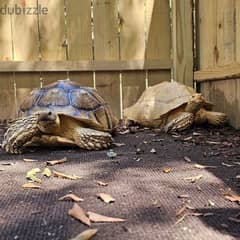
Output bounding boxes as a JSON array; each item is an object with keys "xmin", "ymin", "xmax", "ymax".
[
  {"xmin": 124, "ymin": 81, "xmax": 227, "ymax": 132},
  {"xmin": 2, "ymin": 80, "xmax": 117, "ymax": 154}
]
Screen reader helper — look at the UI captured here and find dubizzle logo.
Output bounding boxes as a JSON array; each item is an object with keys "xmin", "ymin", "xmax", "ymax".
[{"xmin": 0, "ymin": 1, "xmax": 48, "ymax": 15}]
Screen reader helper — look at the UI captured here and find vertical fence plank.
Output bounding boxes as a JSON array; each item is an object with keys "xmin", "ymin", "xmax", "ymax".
[
  {"xmin": 93, "ymin": 0, "xmax": 120, "ymax": 118},
  {"xmin": 0, "ymin": 1, "xmax": 15, "ymax": 120},
  {"xmin": 119, "ymin": 0, "xmax": 146, "ymax": 111},
  {"xmin": 146, "ymin": 0, "xmax": 171, "ymax": 86},
  {"xmin": 11, "ymin": 0, "xmax": 40, "ymax": 116},
  {"xmin": 66, "ymin": 0, "xmax": 93, "ymax": 86},
  {"xmin": 172, "ymin": 0, "xmax": 193, "ymax": 86},
  {"xmin": 236, "ymin": 1, "xmax": 240, "ymax": 63}
]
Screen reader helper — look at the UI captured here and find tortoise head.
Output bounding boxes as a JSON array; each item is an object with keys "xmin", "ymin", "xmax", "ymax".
[
  {"xmin": 185, "ymin": 94, "xmax": 205, "ymax": 114},
  {"xmin": 36, "ymin": 111, "xmax": 60, "ymax": 134}
]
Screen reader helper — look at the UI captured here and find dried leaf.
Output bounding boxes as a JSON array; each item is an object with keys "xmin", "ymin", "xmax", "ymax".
[
  {"xmin": 106, "ymin": 149, "xmax": 117, "ymax": 158},
  {"xmin": 184, "ymin": 175, "xmax": 203, "ymax": 183},
  {"xmin": 224, "ymin": 192, "xmax": 240, "ymax": 203},
  {"xmin": 87, "ymin": 211, "xmax": 125, "ymax": 223},
  {"xmin": 26, "ymin": 168, "xmax": 42, "ymax": 183},
  {"xmin": 184, "ymin": 156, "xmax": 192, "ymax": 163},
  {"xmin": 53, "ymin": 170, "xmax": 82, "ymax": 180},
  {"xmin": 163, "ymin": 167, "xmax": 171, "ymax": 173},
  {"xmin": 194, "ymin": 164, "xmax": 216, "ymax": 169},
  {"xmin": 42, "ymin": 168, "xmax": 51, "ymax": 177},
  {"xmin": 96, "ymin": 181, "xmax": 108, "ymax": 187},
  {"xmin": 70, "ymin": 229, "xmax": 98, "ymax": 240},
  {"xmin": 22, "ymin": 182, "xmax": 42, "ymax": 189},
  {"xmin": 46, "ymin": 157, "xmax": 67, "ymax": 166},
  {"xmin": 68, "ymin": 203, "xmax": 91, "ymax": 226},
  {"xmin": 59, "ymin": 194, "xmax": 84, "ymax": 202},
  {"xmin": 97, "ymin": 193, "xmax": 115, "ymax": 203},
  {"xmin": 23, "ymin": 158, "xmax": 38, "ymax": 162},
  {"xmin": 228, "ymin": 217, "xmax": 240, "ymax": 223}
]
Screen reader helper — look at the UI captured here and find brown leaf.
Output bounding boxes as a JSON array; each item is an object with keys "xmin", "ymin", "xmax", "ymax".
[
  {"xmin": 224, "ymin": 192, "xmax": 240, "ymax": 203},
  {"xmin": 87, "ymin": 211, "xmax": 126, "ymax": 223},
  {"xmin": 23, "ymin": 158, "xmax": 38, "ymax": 162},
  {"xmin": 96, "ymin": 181, "xmax": 108, "ymax": 187},
  {"xmin": 46, "ymin": 157, "xmax": 67, "ymax": 166},
  {"xmin": 163, "ymin": 167, "xmax": 171, "ymax": 173},
  {"xmin": 184, "ymin": 156, "xmax": 191, "ymax": 163},
  {"xmin": 59, "ymin": 194, "xmax": 84, "ymax": 202},
  {"xmin": 68, "ymin": 203, "xmax": 91, "ymax": 226},
  {"xmin": 22, "ymin": 182, "xmax": 42, "ymax": 189},
  {"xmin": 184, "ymin": 175, "xmax": 202, "ymax": 183},
  {"xmin": 70, "ymin": 229, "xmax": 98, "ymax": 240},
  {"xmin": 97, "ymin": 193, "xmax": 115, "ymax": 203},
  {"xmin": 53, "ymin": 170, "xmax": 82, "ymax": 180}
]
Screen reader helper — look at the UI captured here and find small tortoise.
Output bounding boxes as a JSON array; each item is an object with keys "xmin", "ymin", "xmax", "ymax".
[
  {"xmin": 2, "ymin": 80, "xmax": 117, "ymax": 154},
  {"xmin": 124, "ymin": 81, "xmax": 227, "ymax": 132}
]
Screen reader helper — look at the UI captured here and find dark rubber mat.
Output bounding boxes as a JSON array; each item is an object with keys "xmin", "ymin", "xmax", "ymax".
[{"xmin": 0, "ymin": 126, "xmax": 239, "ymax": 240}]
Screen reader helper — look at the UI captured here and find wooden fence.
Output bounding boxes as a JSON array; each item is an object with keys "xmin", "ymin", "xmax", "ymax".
[
  {"xmin": 0, "ymin": 0, "xmax": 174, "ymax": 120},
  {"xmin": 194, "ymin": 0, "xmax": 240, "ymax": 129}
]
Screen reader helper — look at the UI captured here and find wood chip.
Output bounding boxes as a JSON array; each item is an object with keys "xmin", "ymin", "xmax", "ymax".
[
  {"xmin": 222, "ymin": 162, "xmax": 234, "ymax": 167},
  {"xmin": 224, "ymin": 192, "xmax": 240, "ymax": 203},
  {"xmin": 23, "ymin": 158, "xmax": 38, "ymax": 162},
  {"xmin": 53, "ymin": 170, "xmax": 82, "ymax": 180},
  {"xmin": 163, "ymin": 167, "xmax": 171, "ymax": 173},
  {"xmin": 194, "ymin": 164, "xmax": 216, "ymax": 169},
  {"xmin": 176, "ymin": 205, "xmax": 186, "ymax": 217},
  {"xmin": 87, "ymin": 211, "xmax": 126, "ymax": 223},
  {"xmin": 69, "ymin": 229, "xmax": 98, "ymax": 240},
  {"xmin": 46, "ymin": 157, "xmax": 67, "ymax": 166},
  {"xmin": 68, "ymin": 203, "xmax": 91, "ymax": 226},
  {"xmin": 184, "ymin": 175, "xmax": 203, "ymax": 183},
  {"xmin": 184, "ymin": 156, "xmax": 191, "ymax": 163},
  {"xmin": 59, "ymin": 194, "xmax": 84, "ymax": 202},
  {"xmin": 206, "ymin": 141, "xmax": 221, "ymax": 145},
  {"xmin": 97, "ymin": 193, "xmax": 115, "ymax": 203},
  {"xmin": 228, "ymin": 217, "xmax": 240, "ymax": 223},
  {"xmin": 175, "ymin": 214, "xmax": 186, "ymax": 225},
  {"xmin": 112, "ymin": 143, "xmax": 125, "ymax": 147},
  {"xmin": 96, "ymin": 181, "xmax": 108, "ymax": 186},
  {"xmin": 22, "ymin": 182, "xmax": 42, "ymax": 189},
  {"xmin": 208, "ymin": 200, "xmax": 215, "ymax": 206},
  {"xmin": 178, "ymin": 194, "xmax": 190, "ymax": 199}
]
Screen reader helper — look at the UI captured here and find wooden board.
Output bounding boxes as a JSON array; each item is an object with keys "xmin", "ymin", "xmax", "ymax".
[
  {"xmin": 236, "ymin": 1, "xmax": 240, "ymax": 63},
  {"xmin": 41, "ymin": 72, "xmax": 68, "ymax": 86},
  {"xmin": 93, "ymin": 0, "xmax": 120, "ymax": 118},
  {"xmin": 172, "ymin": 0, "xmax": 193, "ymax": 86},
  {"xmin": 148, "ymin": 70, "xmax": 171, "ymax": 86},
  {"xmin": 0, "ymin": 0, "xmax": 12, "ymax": 61},
  {"xmin": 0, "ymin": 73, "xmax": 16, "ymax": 120},
  {"xmin": 38, "ymin": 0, "xmax": 66, "ymax": 60},
  {"xmin": 69, "ymin": 72, "xmax": 93, "ymax": 87},
  {"xmin": 11, "ymin": 0, "xmax": 39, "ymax": 60},
  {"xmin": 66, "ymin": 0, "xmax": 92, "ymax": 60}
]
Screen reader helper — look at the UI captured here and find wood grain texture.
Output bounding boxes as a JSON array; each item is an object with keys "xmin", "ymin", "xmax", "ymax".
[
  {"xmin": 69, "ymin": 72, "xmax": 93, "ymax": 87},
  {"xmin": 38, "ymin": 0, "xmax": 66, "ymax": 61},
  {"xmin": 66, "ymin": 0, "xmax": 92, "ymax": 60},
  {"xmin": 172, "ymin": 0, "xmax": 193, "ymax": 86},
  {"xmin": 236, "ymin": 1, "xmax": 240, "ymax": 63},
  {"xmin": 148, "ymin": 70, "xmax": 171, "ymax": 86}
]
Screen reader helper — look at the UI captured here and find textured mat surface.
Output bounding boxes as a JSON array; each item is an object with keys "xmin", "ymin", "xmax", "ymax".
[{"xmin": 0, "ymin": 126, "xmax": 240, "ymax": 240}]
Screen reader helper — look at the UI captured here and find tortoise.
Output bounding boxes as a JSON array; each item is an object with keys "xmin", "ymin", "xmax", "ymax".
[
  {"xmin": 124, "ymin": 81, "xmax": 227, "ymax": 132},
  {"xmin": 2, "ymin": 80, "xmax": 117, "ymax": 154}
]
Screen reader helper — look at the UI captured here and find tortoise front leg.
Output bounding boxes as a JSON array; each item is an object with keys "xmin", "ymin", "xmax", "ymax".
[
  {"xmin": 2, "ymin": 115, "xmax": 40, "ymax": 154},
  {"xmin": 73, "ymin": 127, "xmax": 113, "ymax": 150},
  {"xmin": 164, "ymin": 112, "xmax": 194, "ymax": 132}
]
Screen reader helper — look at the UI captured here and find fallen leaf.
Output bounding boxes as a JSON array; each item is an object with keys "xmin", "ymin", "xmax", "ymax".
[
  {"xmin": 96, "ymin": 181, "xmax": 108, "ymax": 187},
  {"xmin": 112, "ymin": 143, "xmax": 125, "ymax": 147},
  {"xmin": 87, "ymin": 211, "xmax": 126, "ymax": 223},
  {"xmin": 178, "ymin": 194, "xmax": 190, "ymax": 199},
  {"xmin": 184, "ymin": 156, "xmax": 191, "ymax": 163},
  {"xmin": 22, "ymin": 182, "xmax": 42, "ymax": 189},
  {"xmin": 53, "ymin": 170, "xmax": 82, "ymax": 180},
  {"xmin": 184, "ymin": 175, "xmax": 203, "ymax": 183},
  {"xmin": 46, "ymin": 157, "xmax": 67, "ymax": 166},
  {"xmin": 222, "ymin": 162, "xmax": 234, "ymax": 167},
  {"xmin": 150, "ymin": 148, "xmax": 157, "ymax": 154},
  {"xmin": 69, "ymin": 229, "xmax": 98, "ymax": 240},
  {"xmin": 163, "ymin": 167, "xmax": 171, "ymax": 173},
  {"xmin": 59, "ymin": 194, "xmax": 84, "ymax": 202},
  {"xmin": 106, "ymin": 149, "xmax": 117, "ymax": 158},
  {"xmin": 68, "ymin": 203, "xmax": 91, "ymax": 226},
  {"xmin": 26, "ymin": 168, "xmax": 42, "ymax": 183},
  {"xmin": 228, "ymin": 217, "xmax": 240, "ymax": 223},
  {"xmin": 42, "ymin": 168, "xmax": 51, "ymax": 177},
  {"xmin": 194, "ymin": 164, "xmax": 216, "ymax": 169},
  {"xmin": 97, "ymin": 193, "xmax": 115, "ymax": 203},
  {"xmin": 23, "ymin": 158, "xmax": 38, "ymax": 162},
  {"xmin": 224, "ymin": 192, "xmax": 240, "ymax": 203}
]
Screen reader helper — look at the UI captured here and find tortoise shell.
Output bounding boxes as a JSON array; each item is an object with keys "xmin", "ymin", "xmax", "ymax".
[
  {"xmin": 20, "ymin": 80, "xmax": 117, "ymax": 131},
  {"xmin": 124, "ymin": 81, "xmax": 213, "ymax": 123}
]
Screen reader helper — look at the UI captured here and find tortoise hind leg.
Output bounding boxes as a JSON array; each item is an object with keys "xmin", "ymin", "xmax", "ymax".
[
  {"xmin": 73, "ymin": 127, "xmax": 113, "ymax": 150},
  {"xmin": 195, "ymin": 108, "xmax": 227, "ymax": 126},
  {"xmin": 164, "ymin": 112, "xmax": 194, "ymax": 132}
]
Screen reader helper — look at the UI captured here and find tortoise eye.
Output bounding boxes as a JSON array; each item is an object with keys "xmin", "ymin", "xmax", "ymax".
[{"xmin": 48, "ymin": 111, "xmax": 52, "ymax": 116}]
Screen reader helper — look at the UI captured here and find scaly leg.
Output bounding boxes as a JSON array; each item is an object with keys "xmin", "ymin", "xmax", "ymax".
[{"xmin": 164, "ymin": 112, "xmax": 194, "ymax": 132}]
